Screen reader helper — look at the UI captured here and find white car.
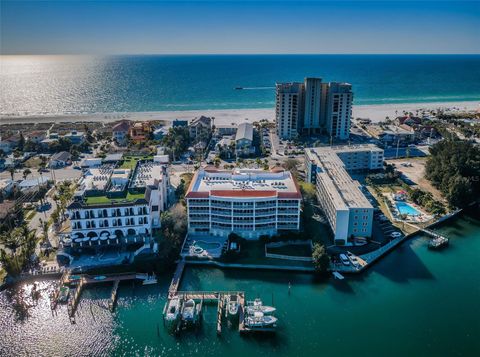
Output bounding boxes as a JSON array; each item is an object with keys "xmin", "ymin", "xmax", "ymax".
[
  {"xmin": 339, "ymin": 254, "xmax": 350, "ymax": 266},
  {"xmin": 390, "ymin": 232, "xmax": 402, "ymax": 238},
  {"xmin": 347, "ymin": 252, "xmax": 359, "ymax": 267}
]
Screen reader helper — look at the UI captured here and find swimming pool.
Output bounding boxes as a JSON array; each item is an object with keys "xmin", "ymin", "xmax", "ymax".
[
  {"xmin": 194, "ymin": 241, "xmax": 222, "ymax": 250},
  {"xmin": 395, "ymin": 201, "xmax": 421, "ymax": 216}
]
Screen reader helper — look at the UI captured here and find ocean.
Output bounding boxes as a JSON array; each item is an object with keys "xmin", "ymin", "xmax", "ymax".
[
  {"xmin": 1, "ymin": 54, "xmax": 480, "ymax": 118},
  {"xmin": 1, "ymin": 211, "xmax": 479, "ymax": 356}
]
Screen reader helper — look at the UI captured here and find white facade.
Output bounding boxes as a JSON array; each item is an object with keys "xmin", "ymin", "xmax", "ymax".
[
  {"xmin": 186, "ymin": 168, "xmax": 301, "ymax": 239},
  {"xmin": 68, "ymin": 161, "xmax": 168, "ymax": 242},
  {"xmin": 275, "ymin": 78, "xmax": 353, "ymax": 140},
  {"xmin": 305, "ymin": 145, "xmax": 384, "ymax": 245},
  {"xmin": 275, "ymin": 82, "xmax": 304, "ymax": 139}
]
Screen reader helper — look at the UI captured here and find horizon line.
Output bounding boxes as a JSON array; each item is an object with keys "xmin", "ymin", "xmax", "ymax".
[{"xmin": 2, "ymin": 53, "xmax": 480, "ymax": 57}]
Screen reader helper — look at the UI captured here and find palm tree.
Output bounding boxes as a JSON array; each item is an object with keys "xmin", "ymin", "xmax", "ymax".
[
  {"xmin": 22, "ymin": 168, "xmax": 32, "ymax": 180},
  {"xmin": 7, "ymin": 167, "xmax": 15, "ymax": 181}
]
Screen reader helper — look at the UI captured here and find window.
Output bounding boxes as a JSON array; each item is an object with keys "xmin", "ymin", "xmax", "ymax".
[{"xmin": 152, "ymin": 205, "xmax": 159, "ymax": 212}]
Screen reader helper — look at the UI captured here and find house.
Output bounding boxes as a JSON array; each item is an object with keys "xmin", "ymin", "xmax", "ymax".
[
  {"xmin": 0, "ymin": 179, "xmax": 15, "ymax": 196},
  {"xmin": 63, "ymin": 131, "xmax": 85, "ymax": 145},
  {"xmin": 189, "ymin": 116, "xmax": 212, "ymax": 142},
  {"xmin": 172, "ymin": 119, "xmax": 188, "ymax": 128},
  {"xmin": 112, "ymin": 120, "xmax": 131, "ymax": 145},
  {"xmin": 129, "ymin": 122, "xmax": 152, "ymax": 143},
  {"xmin": 49, "ymin": 151, "xmax": 72, "ymax": 168},
  {"xmin": 396, "ymin": 116, "xmax": 422, "ymax": 126},
  {"xmin": 235, "ymin": 122, "xmax": 255, "ymax": 157},
  {"xmin": 215, "ymin": 124, "xmax": 238, "ymax": 137},
  {"xmin": 0, "ymin": 135, "xmax": 20, "ymax": 154},
  {"xmin": 80, "ymin": 158, "xmax": 103, "ymax": 169},
  {"xmin": 103, "ymin": 153, "xmax": 124, "ymax": 164},
  {"xmin": 378, "ymin": 125, "xmax": 416, "ymax": 145},
  {"xmin": 19, "ymin": 176, "xmax": 49, "ymax": 193},
  {"xmin": 153, "ymin": 127, "xmax": 169, "ymax": 140},
  {"xmin": 215, "ymin": 136, "xmax": 235, "ymax": 159},
  {"xmin": 28, "ymin": 131, "xmax": 46, "ymax": 144}
]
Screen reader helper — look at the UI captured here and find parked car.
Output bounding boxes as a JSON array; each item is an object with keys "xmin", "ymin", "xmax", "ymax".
[
  {"xmin": 346, "ymin": 252, "xmax": 359, "ymax": 267},
  {"xmin": 339, "ymin": 254, "xmax": 350, "ymax": 266}
]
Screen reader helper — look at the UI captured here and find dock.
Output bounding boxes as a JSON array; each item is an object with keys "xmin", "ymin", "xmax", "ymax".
[
  {"xmin": 168, "ymin": 260, "xmax": 186, "ymax": 298},
  {"xmin": 62, "ymin": 272, "xmax": 149, "ymax": 320},
  {"xmin": 421, "ymin": 228, "xmax": 449, "ymax": 249},
  {"xmin": 108, "ymin": 279, "xmax": 120, "ymax": 312}
]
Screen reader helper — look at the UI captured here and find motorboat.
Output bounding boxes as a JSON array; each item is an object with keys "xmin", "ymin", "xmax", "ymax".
[
  {"xmin": 93, "ymin": 275, "xmax": 106, "ymax": 280},
  {"xmin": 142, "ymin": 274, "xmax": 158, "ymax": 285},
  {"xmin": 58, "ymin": 286, "xmax": 70, "ymax": 303},
  {"xmin": 226, "ymin": 294, "xmax": 239, "ymax": 317},
  {"xmin": 246, "ymin": 298, "xmax": 276, "ymax": 315},
  {"xmin": 181, "ymin": 299, "xmax": 201, "ymax": 327},
  {"xmin": 165, "ymin": 297, "xmax": 181, "ymax": 322},
  {"xmin": 245, "ymin": 311, "xmax": 278, "ymax": 328}
]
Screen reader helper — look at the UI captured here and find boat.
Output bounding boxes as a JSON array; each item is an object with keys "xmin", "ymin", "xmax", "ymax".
[
  {"xmin": 235, "ymin": 87, "xmax": 243, "ymax": 90},
  {"xmin": 428, "ymin": 236, "xmax": 449, "ymax": 249},
  {"xmin": 246, "ymin": 298, "xmax": 276, "ymax": 315},
  {"xmin": 93, "ymin": 275, "xmax": 106, "ymax": 280},
  {"xmin": 58, "ymin": 286, "xmax": 70, "ymax": 303},
  {"xmin": 165, "ymin": 297, "xmax": 181, "ymax": 323},
  {"xmin": 142, "ymin": 274, "xmax": 158, "ymax": 285},
  {"xmin": 332, "ymin": 271, "xmax": 345, "ymax": 280},
  {"xmin": 245, "ymin": 311, "xmax": 278, "ymax": 329},
  {"xmin": 226, "ymin": 294, "xmax": 239, "ymax": 317},
  {"xmin": 181, "ymin": 299, "xmax": 202, "ymax": 327}
]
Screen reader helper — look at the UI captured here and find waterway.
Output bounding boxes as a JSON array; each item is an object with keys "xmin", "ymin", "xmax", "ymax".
[{"xmin": 0, "ymin": 211, "xmax": 479, "ymax": 356}]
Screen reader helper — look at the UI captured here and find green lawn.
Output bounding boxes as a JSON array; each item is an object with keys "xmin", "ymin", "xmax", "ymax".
[
  {"xmin": 120, "ymin": 155, "xmax": 154, "ymax": 170},
  {"xmin": 267, "ymin": 243, "xmax": 312, "ymax": 257},
  {"xmin": 221, "ymin": 240, "xmax": 313, "ymax": 268},
  {"xmin": 84, "ymin": 191, "xmax": 145, "ymax": 205}
]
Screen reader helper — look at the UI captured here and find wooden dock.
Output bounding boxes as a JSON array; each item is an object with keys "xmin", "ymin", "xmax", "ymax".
[
  {"xmin": 108, "ymin": 280, "xmax": 120, "ymax": 312},
  {"xmin": 168, "ymin": 260, "xmax": 186, "ymax": 298}
]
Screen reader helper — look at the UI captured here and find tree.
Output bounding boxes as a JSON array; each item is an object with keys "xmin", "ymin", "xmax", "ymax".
[
  {"xmin": 312, "ymin": 243, "xmax": 330, "ymax": 273},
  {"xmin": 22, "ymin": 168, "xmax": 32, "ymax": 180}
]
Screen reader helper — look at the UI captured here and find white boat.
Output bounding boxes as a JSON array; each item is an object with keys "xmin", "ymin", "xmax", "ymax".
[
  {"xmin": 165, "ymin": 297, "xmax": 181, "ymax": 322},
  {"xmin": 246, "ymin": 298, "xmax": 276, "ymax": 315},
  {"xmin": 182, "ymin": 299, "xmax": 196, "ymax": 322},
  {"xmin": 142, "ymin": 274, "xmax": 157, "ymax": 285},
  {"xmin": 226, "ymin": 294, "xmax": 239, "ymax": 316},
  {"xmin": 332, "ymin": 271, "xmax": 345, "ymax": 280},
  {"xmin": 245, "ymin": 311, "xmax": 278, "ymax": 328}
]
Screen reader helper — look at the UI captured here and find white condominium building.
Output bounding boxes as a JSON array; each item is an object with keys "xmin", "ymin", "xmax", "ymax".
[
  {"xmin": 275, "ymin": 82, "xmax": 304, "ymax": 139},
  {"xmin": 275, "ymin": 77, "xmax": 353, "ymax": 140},
  {"xmin": 305, "ymin": 145, "xmax": 384, "ymax": 245},
  {"xmin": 68, "ymin": 159, "xmax": 169, "ymax": 245},
  {"xmin": 185, "ymin": 167, "xmax": 302, "ymax": 239}
]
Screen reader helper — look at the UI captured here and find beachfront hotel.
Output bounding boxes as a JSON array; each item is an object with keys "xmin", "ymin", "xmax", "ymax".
[
  {"xmin": 305, "ymin": 144, "xmax": 384, "ymax": 245},
  {"xmin": 185, "ymin": 167, "xmax": 302, "ymax": 239},
  {"xmin": 276, "ymin": 77, "xmax": 353, "ymax": 140},
  {"xmin": 67, "ymin": 158, "xmax": 169, "ymax": 246}
]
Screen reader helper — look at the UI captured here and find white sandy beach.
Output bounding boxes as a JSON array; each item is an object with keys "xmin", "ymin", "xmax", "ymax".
[{"xmin": 0, "ymin": 101, "xmax": 478, "ymax": 126}]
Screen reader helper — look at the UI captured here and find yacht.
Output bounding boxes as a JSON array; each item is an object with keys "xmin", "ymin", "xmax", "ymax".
[
  {"xmin": 181, "ymin": 299, "xmax": 202, "ymax": 327},
  {"xmin": 142, "ymin": 274, "xmax": 158, "ymax": 285},
  {"xmin": 226, "ymin": 294, "xmax": 239, "ymax": 317},
  {"xmin": 246, "ymin": 298, "xmax": 276, "ymax": 315},
  {"xmin": 245, "ymin": 311, "xmax": 278, "ymax": 328},
  {"xmin": 165, "ymin": 297, "xmax": 181, "ymax": 323}
]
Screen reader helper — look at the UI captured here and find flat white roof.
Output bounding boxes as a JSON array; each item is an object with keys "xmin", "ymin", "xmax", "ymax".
[{"xmin": 307, "ymin": 145, "xmax": 376, "ymax": 210}]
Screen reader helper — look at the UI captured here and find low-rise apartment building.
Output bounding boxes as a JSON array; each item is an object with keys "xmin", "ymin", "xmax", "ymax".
[
  {"xmin": 305, "ymin": 144, "xmax": 384, "ymax": 245},
  {"xmin": 67, "ymin": 159, "xmax": 168, "ymax": 244},
  {"xmin": 185, "ymin": 167, "xmax": 301, "ymax": 239}
]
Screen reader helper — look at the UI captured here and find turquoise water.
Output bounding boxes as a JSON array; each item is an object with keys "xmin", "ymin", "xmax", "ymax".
[
  {"xmin": 194, "ymin": 241, "xmax": 221, "ymax": 249},
  {"xmin": 396, "ymin": 201, "xmax": 421, "ymax": 216},
  {"xmin": 0, "ymin": 211, "xmax": 479, "ymax": 356},
  {"xmin": 1, "ymin": 55, "xmax": 479, "ymax": 117}
]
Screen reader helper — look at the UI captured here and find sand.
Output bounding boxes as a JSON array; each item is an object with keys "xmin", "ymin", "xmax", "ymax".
[{"xmin": 0, "ymin": 100, "xmax": 478, "ymax": 126}]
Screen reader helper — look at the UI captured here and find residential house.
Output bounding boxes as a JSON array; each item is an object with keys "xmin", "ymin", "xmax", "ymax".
[
  {"xmin": 63, "ymin": 130, "xmax": 85, "ymax": 145},
  {"xmin": 189, "ymin": 116, "xmax": 212, "ymax": 142},
  {"xmin": 19, "ymin": 176, "xmax": 49, "ymax": 194},
  {"xmin": 112, "ymin": 120, "xmax": 131, "ymax": 145},
  {"xmin": 129, "ymin": 122, "xmax": 152, "ymax": 143},
  {"xmin": 235, "ymin": 122, "xmax": 255, "ymax": 157},
  {"xmin": 28, "ymin": 131, "xmax": 46, "ymax": 144},
  {"xmin": 49, "ymin": 151, "xmax": 72, "ymax": 168},
  {"xmin": 0, "ymin": 135, "xmax": 20, "ymax": 154}
]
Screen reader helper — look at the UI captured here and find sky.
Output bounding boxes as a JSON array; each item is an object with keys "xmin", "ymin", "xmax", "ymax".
[{"xmin": 1, "ymin": 1, "xmax": 479, "ymax": 55}]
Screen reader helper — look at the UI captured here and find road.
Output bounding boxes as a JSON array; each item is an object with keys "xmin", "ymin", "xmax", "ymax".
[{"xmin": 0, "ymin": 166, "xmax": 82, "ymax": 183}]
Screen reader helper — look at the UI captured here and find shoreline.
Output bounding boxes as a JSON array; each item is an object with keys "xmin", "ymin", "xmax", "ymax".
[{"xmin": 1, "ymin": 100, "xmax": 478, "ymax": 126}]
